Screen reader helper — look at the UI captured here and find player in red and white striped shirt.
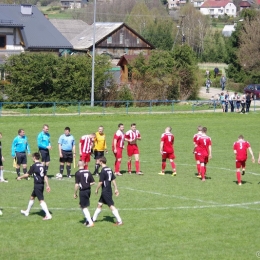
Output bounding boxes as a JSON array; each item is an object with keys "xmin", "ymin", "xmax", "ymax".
[
  {"xmin": 193, "ymin": 125, "xmax": 203, "ymax": 178},
  {"xmin": 196, "ymin": 127, "xmax": 212, "ymax": 181},
  {"xmin": 125, "ymin": 123, "xmax": 143, "ymax": 175},
  {"xmin": 79, "ymin": 133, "xmax": 96, "ymax": 170},
  {"xmin": 233, "ymin": 135, "xmax": 255, "ymax": 185},
  {"xmin": 158, "ymin": 126, "xmax": 176, "ymax": 176},
  {"xmin": 112, "ymin": 123, "xmax": 125, "ymax": 176}
]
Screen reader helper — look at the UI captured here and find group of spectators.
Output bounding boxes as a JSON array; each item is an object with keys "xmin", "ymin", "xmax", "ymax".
[{"xmin": 218, "ymin": 91, "xmax": 253, "ymax": 113}]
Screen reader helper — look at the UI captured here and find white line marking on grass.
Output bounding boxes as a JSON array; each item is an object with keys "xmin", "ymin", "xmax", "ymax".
[
  {"xmin": 121, "ymin": 187, "xmax": 219, "ymax": 205},
  {"xmin": 2, "ymin": 201, "xmax": 260, "ymax": 212}
]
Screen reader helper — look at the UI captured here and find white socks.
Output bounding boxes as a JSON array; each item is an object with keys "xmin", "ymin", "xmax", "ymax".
[
  {"xmin": 92, "ymin": 208, "xmax": 101, "ymax": 222},
  {"xmin": 40, "ymin": 201, "xmax": 51, "ymax": 217},
  {"xmin": 82, "ymin": 208, "xmax": 93, "ymax": 225},
  {"xmin": 26, "ymin": 200, "xmax": 34, "ymax": 213},
  {"xmin": 112, "ymin": 209, "xmax": 122, "ymax": 223}
]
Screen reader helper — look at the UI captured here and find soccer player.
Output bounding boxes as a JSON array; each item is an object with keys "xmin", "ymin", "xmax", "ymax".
[
  {"xmin": 112, "ymin": 123, "xmax": 124, "ymax": 176},
  {"xmin": 193, "ymin": 125, "xmax": 203, "ymax": 178},
  {"xmin": 79, "ymin": 133, "xmax": 96, "ymax": 170},
  {"xmin": 93, "ymin": 126, "xmax": 107, "ymax": 176},
  {"xmin": 125, "ymin": 123, "xmax": 143, "ymax": 175},
  {"xmin": 37, "ymin": 124, "xmax": 51, "ymax": 176},
  {"xmin": 74, "ymin": 161, "xmax": 95, "ymax": 227},
  {"xmin": 18, "ymin": 152, "xmax": 52, "ymax": 220},
  {"xmin": 158, "ymin": 126, "xmax": 176, "ymax": 176},
  {"xmin": 233, "ymin": 135, "xmax": 255, "ymax": 185},
  {"xmin": 196, "ymin": 127, "xmax": 212, "ymax": 181},
  {"xmin": 92, "ymin": 156, "xmax": 123, "ymax": 226},
  {"xmin": 11, "ymin": 129, "xmax": 31, "ymax": 177},
  {"xmin": 0, "ymin": 132, "xmax": 7, "ymax": 182},
  {"xmin": 58, "ymin": 127, "xmax": 76, "ymax": 178}
]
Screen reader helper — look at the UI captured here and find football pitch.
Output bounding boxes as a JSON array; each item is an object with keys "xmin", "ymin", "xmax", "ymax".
[{"xmin": 0, "ymin": 113, "xmax": 260, "ymax": 259}]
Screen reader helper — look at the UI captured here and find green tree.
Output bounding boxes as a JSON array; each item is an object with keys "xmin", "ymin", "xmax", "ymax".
[{"xmin": 4, "ymin": 53, "xmax": 111, "ymax": 103}]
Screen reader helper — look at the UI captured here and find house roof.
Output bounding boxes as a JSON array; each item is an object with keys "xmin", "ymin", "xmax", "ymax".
[
  {"xmin": 70, "ymin": 22, "xmax": 124, "ymax": 50},
  {"xmin": 200, "ymin": 0, "xmax": 232, "ymax": 8},
  {"xmin": 117, "ymin": 54, "xmax": 150, "ymax": 67},
  {"xmin": 67, "ymin": 22, "xmax": 154, "ymax": 50},
  {"xmin": 240, "ymin": 1, "xmax": 251, "ymax": 7},
  {"xmin": 0, "ymin": 4, "xmax": 72, "ymax": 50},
  {"xmin": 49, "ymin": 19, "xmax": 88, "ymax": 41}
]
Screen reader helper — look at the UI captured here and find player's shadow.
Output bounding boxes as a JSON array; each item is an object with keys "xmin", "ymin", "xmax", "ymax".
[
  {"xmin": 31, "ymin": 210, "xmax": 52, "ymax": 218},
  {"xmin": 232, "ymin": 180, "xmax": 252, "ymax": 185},
  {"xmin": 102, "ymin": 216, "xmax": 115, "ymax": 224}
]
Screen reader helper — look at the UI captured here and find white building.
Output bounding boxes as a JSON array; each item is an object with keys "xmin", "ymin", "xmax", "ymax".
[{"xmin": 200, "ymin": 0, "xmax": 237, "ymax": 18}]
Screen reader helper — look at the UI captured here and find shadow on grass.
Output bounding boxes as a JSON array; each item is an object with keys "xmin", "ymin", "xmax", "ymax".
[{"xmin": 232, "ymin": 180, "xmax": 252, "ymax": 185}]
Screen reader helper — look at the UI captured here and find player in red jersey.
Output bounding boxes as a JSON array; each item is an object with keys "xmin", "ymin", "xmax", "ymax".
[
  {"xmin": 125, "ymin": 123, "xmax": 143, "ymax": 175},
  {"xmin": 233, "ymin": 135, "xmax": 255, "ymax": 185},
  {"xmin": 193, "ymin": 125, "xmax": 203, "ymax": 178},
  {"xmin": 112, "ymin": 123, "xmax": 125, "ymax": 176},
  {"xmin": 196, "ymin": 127, "xmax": 212, "ymax": 181},
  {"xmin": 158, "ymin": 126, "xmax": 176, "ymax": 176},
  {"xmin": 79, "ymin": 133, "xmax": 96, "ymax": 170}
]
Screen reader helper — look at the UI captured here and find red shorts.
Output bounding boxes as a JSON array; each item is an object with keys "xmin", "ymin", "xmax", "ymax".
[
  {"xmin": 113, "ymin": 147, "xmax": 123, "ymax": 159},
  {"xmin": 127, "ymin": 144, "xmax": 139, "ymax": 157},
  {"xmin": 194, "ymin": 153, "xmax": 200, "ymax": 161},
  {"xmin": 236, "ymin": 160, "xmax": 246, "ymax": 168},
  {"xmin": 198, "ymin": 155, "xmax": 208, "ymax": 164},
  {"xmin": 80, "ymin": 153, "xmax": 91, "ymax": 163},
  {"xmin": 162, "ymin": 152, "xmax": 175, "ymax": 160}
]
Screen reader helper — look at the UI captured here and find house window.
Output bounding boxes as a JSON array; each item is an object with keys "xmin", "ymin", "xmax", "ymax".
[
  {"xmin": 137, "ymin": 37, "xmax": 140, "ymax": 44},
  {"xmin": 209, "ymin": 9, "xmax": 214, "ymax": 14},
  {"xmin": 226, "ymin": 9, "xmax": 229, "ymax": 13},
  {"xmin": 218, "ymin": 9, "xmax": 223, "ymax": 13},
  {"xmin": 0, "ymin": 35, "xmax": 6, "ymax": 48},
  {"xmin": 232, "ymin": 9, "xmax": 234, "ymax": 12},
  {"xmin": 107, "ymin": 36, "xmax": 112, "ymax": 44},
  {"xmin": 120, "ymin": 33, "xmax": 123, "ymax": 44}
]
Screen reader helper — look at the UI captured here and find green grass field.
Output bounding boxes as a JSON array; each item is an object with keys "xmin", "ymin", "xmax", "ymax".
[{"xmin": 0, "ymin": 113, "xmax": 260, "ymax": 259}]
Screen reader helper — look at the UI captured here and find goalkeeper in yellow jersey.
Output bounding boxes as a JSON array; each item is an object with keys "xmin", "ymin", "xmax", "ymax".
[{"xmin": 93, "ymin": 126, "xmax": 108, "ymax": 176}]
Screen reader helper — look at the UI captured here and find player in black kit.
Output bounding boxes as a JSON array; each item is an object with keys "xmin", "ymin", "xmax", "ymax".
[
  {"xmin": 92, "ymin": 156, "xmax": 123, "ymax": 226},
  {"xmin": 17, "ymin": 152, "xmax": 52, "ymax": 220},
  {"xmin": 74, "ymin": 161, "xmax": 95, "ymax": 227}
]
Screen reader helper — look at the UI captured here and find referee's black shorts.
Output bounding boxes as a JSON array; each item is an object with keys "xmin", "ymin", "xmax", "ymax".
[
  {"xmin": 39, "ymin": 148, "xmax": 50, "ymax": 163},
  {"xmin": 94, "ymin": 151, "xmax": 104, "ymax": 160},
  {"xmin": 60, "ymin": 150, "xmax": 73, "ymax": 163}
]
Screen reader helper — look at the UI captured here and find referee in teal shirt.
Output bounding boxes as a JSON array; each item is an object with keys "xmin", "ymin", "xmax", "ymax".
[{"xmin": 11, "ymin": 129, "xmax": 31, "ymax": 177}]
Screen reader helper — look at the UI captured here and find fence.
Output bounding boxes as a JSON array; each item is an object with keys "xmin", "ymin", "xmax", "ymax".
[{"xmin": 0, "ymin": 100, "xmax": 259, "ymax": 116}]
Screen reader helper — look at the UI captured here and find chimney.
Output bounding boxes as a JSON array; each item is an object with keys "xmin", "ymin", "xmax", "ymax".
[{"xmin": 21, "ymin": 5, "xmax": 33, "ymax": 15}]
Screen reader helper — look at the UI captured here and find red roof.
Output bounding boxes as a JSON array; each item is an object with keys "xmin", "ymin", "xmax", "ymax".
[
  {"xmin": 201, "ymin": 0, "xmax": 232, "ymax": 8},
  {"xmin": 240, "ymin": 1, "xmax": 251, "ymax": 7}
]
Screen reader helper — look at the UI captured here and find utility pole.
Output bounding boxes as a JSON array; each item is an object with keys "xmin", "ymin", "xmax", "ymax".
[{"xmin": 172, "ymin": 15, "xmax": 185, "ymax": 50}]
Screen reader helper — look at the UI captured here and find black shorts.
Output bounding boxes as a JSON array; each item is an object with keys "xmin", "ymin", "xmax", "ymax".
[
  {"xmin": 60, "ymin": 150, "xmax": 73, "ymax": 163},
  {"xmin": 99, "ymin": 191, "xmax": 114, "ymax": 207},
  {"xmin": 31, "ymin": 184, "xmax": 44, "ymax": 201},
  {"xmin": 0, "ymin": 158, "xmax": 3, "ymax": 166},
  {"xmin": 94, "ymin": 151, "xmax": 104, "ymax": 160},
  {"xmin": 79, "ymin": 189, "xmax": 91, "ymax": 208},
  {"xmin": 16, "ymin": 152, "xmax": 27, "ymax": 165},
  {"xmin": 39, "ymin": 149, "xmax": 50, "ymax": 163}
]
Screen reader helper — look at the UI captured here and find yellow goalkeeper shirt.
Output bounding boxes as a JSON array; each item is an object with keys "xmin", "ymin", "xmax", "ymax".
[{"xmin": 94, "ymin": 132, "xmax": 107, "ymax": 151}]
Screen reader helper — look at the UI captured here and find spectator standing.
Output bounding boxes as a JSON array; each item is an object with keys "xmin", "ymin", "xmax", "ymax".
[
  {"xmin": 214, "ymin": 67, "xmax": 219, "ymax": 78},
  {"xmin": 220, "ymin": 75, "xmax": 226, "ymax": 91},
  {"xmin": 246, "ymin": 93, "xmax": 252, "ymax": 113},
  {"xmin": 224, "ymin": 91, "xmax": 229, "ymax": 112},
  {"xmin": 229, "ymin": 92, "xmax": 235, "ymax": 112},
  {"xmin": 233, "ymin": 135, "xmax": 255, "ymax": 185},
  {"xmin": 11, "ymin": 129, "xmax": 31, "ymax": 178},
  {"xmin": 241, "ymin": 94, "xmax": 246, "ymax": 113},
  {"xmin": 236, "ymin": 94, "xmax": 241, "ymax": 112}
]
